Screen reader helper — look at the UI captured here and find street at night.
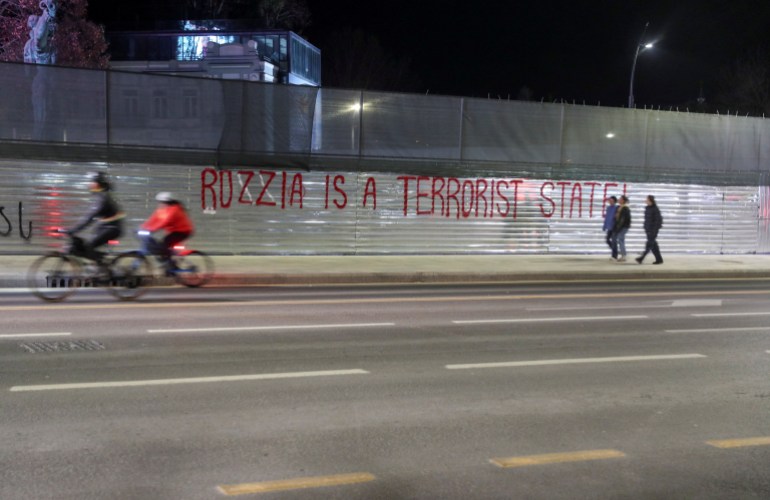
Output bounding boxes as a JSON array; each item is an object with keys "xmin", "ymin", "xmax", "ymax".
[{"xmin": 1, "ymin": 280, "xmax": 768, "ymax": 498}]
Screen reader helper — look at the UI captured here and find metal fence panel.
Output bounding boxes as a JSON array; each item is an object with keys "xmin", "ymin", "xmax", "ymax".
[
  {"xmin": 0, "ymin": 64, "xmax": 107, "ymax": 144},
  {"xmin": 646, "ymin": 111, "xmax": 761, "ymax": 172},
  {"xmin": 108, "ymin": 70, "xmax": 224, "ymax": 150},
  {"xmin": 1, "ymin": 159, "xmax": 761, "ymax": 256},
  {"xmin": 561, "ymin": 106, "xmax": 648, "ymax": 168},
  {"xmin": 361, "ymin": 92, "xmax": 462, "ymax": 159},
  {"xmin": 461, "ymin": 99, "xmax": 563, "ymax": 164}
]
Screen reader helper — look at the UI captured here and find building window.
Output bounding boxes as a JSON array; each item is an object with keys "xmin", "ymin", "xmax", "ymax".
[
  {"xmin": 153, "ymin": 90, "xmax": 168, "ymax": 119},
  {"xmin": 123, "ymin": 90, "xmax": 139, "ymax": 117},
  {"xmin": 182, "ymin": 89, "xmax": 199, "ymax": 118}
]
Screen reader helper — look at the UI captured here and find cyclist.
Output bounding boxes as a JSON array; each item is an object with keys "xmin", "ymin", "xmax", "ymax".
[
  {"xmin": 62, "ymin": 172, "xmax": 125, "ymax": 263},
  {"xmin": 138, "ymin": 192, "xmax": 194, "ymax": 272}
]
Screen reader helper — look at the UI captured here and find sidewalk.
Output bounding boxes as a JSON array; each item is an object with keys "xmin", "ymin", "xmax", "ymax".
[{"xmin": 4, "ymin": 253, "xmax": 770, "ymax": 288}]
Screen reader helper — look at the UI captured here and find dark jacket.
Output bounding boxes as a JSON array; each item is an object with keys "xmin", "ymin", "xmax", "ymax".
[
  {"xmin": 69, "ymin": 190, "xmax": 124, "ymax": 234},
  {"xmin": 613, "ymin": 205, "xmax": 631, "ymax": 232},
  {"xmin": 644, "ymin": 203, "xmax": 662, "ymax": 237}
]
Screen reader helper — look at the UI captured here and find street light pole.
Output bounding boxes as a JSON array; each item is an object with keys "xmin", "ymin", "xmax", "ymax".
[{"xmin": 628, "ymin": 22, "xmax": 652, "ymax": 109}]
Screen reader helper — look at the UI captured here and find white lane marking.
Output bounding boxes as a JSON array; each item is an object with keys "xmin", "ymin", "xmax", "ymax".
[
  {"xmin": 10, "ymin": 369, "xmax": 370, "ymax": 392},
  {"xmin": 6, "ymin": 289, "xmax": 769, "ymax": 313},
  {"xmin": 452, "ymin": 315, "xmax": 647, "ymax": 324},
  {"xmin": 667, "ymin": 327, "xmax": 770, "ymax": 334},
  {"xmin": 527, "ymin": 304, "xmax": 665, "ymax": 312},
  {"xmin": 692, "ymin": 312, "xmax": 770, "ymax": 318},
  {"xmin": 147, "ymin": 322, "xmax": 395, "ymax": 333},
  {"xmin": 446, "ymin": 353, "xmax": 706, "ymax": 370},
  {"xmin": 671, "ymin": 299, "xmax": 722, "ymax": 307},
  {"xmin": 0, "ymin": 332, "xmax": 72, "ymax": 338}
]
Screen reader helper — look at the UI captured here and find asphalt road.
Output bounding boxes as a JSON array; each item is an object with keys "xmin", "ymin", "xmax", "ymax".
[{"xmin": 1, "ymin": 280, "xmax": 769, "ymax": 499}]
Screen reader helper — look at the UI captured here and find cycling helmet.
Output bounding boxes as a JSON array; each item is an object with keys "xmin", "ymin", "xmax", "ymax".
[
  {"xmin": 88, "ymin": 171, "xmax": 111, "ymax": 191},
  {"xmin": 155, "ymin": 191, "xmax": 176, "ymax": 203}
]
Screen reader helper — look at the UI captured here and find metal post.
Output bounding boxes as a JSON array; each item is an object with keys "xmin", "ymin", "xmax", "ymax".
[{"xmin": 628, "ymin": 22, "xmax": 650, "ymax": 109}]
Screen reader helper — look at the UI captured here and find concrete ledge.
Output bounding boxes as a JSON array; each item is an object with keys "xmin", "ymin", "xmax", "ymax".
[{"xmin": 5, "ymin": 254, "xmax": 770, "ymax": 289}]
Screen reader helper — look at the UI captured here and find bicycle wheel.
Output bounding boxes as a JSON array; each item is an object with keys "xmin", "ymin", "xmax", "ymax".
[
  {"xmin": 27, "ymin": 253, "xmax": 82, "ymax": 302},
  {"xmin": 173, "ymin": 250, "xmax": 214, "ymax": 288},
  {"xmin": 107, "ymin": 251, "xmax": 151, "ymax": 300}
]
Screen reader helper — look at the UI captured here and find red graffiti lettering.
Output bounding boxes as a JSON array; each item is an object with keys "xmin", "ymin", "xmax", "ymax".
[
  {"xmin": 540, "ymin": 182, "xmax": 555, "ymax": 218},
  {"xmin": 219, "ymin": 170, "xmax": 233, "ymax": 208},
  {"xmin": 416, "ymin": 176, "xmax": 432, "ymax": 215},
  {"xmin": 475, "ymin": 179, "xmax": 489, "ymax": 217},
  {"xmin": 201, "ymin": 167, "xmax": 217, "ymax": 209},
  {"xmin": 446, "ymin": 177, "xmax": 461, "ymax": 218},
  {"xmin": 332, "ymin": 175, "xmax": 347, "ymax": 209},
  {"xmin": 397, "ymin": 175, "xmax": 416, "ymax": 216},
  {"xmin": 569, "ymin": 183, "xmax": 582, "ymax": 218},
  {"xmin": 238, "ymin": 170, "xmax": 256, "ymax": 205},
  {"xmin": 363, "ymin": 177, "xmax": 377, "ymax": 209},
  {"xmin": 255, "ymin": 170, "xmax": 276, "ymax": 207},
  {"xmin": 289, "ymin": 173, "xmax": 304, "ymax": 208},
  {"xmin": 431, "ymin": 176, "xmax": 445, "ymax": 216}
]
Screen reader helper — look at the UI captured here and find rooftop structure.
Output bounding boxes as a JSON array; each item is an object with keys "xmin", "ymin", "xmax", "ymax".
[{"xmin": 106, "ymin": 20, "xmax": 320, "ymax": 86}]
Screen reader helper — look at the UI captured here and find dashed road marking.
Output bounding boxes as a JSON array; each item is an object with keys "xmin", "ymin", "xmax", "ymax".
[
  {"xmin": 446, "ymin": 353, "xmax": 706, "ymax": 370},
  {"xmin": 706, "ymin": 437, "xmax": 770, "ymax": 449},
  {"xmin": 217, "ymin": 472, "xmax": 376, "ymax": 495},
  {"xmin": 490, "ymin": 449, "xmax": 626, "ymax": 468},
  {"xmin": 0, "ymin": 332, "xmax": 71, "ymax": 338},
  {"xmin": 666, "ymin": 327, "xmax": 770, "ymax": 334},
  {"xmin": 692, "ymin": 312, "xmax": 770, "ymax": 318},
  {"xmin": 10, "ymin": 369, "xmax": 369, "ymax": 392},
  {"xmin": 671, "ymin": 299, "xmax": 722, "ymax": 307},
  {"xmin": 148, "ymin": 322, "xmax": 395, "ymax": 333},
  {"xmin": 452, "ymin": 315, "xmax": 647, "ymax": 324}
]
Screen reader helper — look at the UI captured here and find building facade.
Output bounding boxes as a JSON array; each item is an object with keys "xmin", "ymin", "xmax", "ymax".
[{"xmin": 106, "ymin": 20, "xmax": 321, "ymax": 86}]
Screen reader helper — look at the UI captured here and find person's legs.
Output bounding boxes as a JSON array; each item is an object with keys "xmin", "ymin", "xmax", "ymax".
[
  {"xmin": 139, "ymin": 232, "xmax": 165, "ymax": 257},
  {"xmin": 610, "ymin": 232, "xmax": 618, "ymax": 259},
  {"xmin": 617, "ymin": 228, "xmax": 628, "ymax": 259},
  {"xmin": 161, "ymin": 232, "xmax": 191, "ymax": 270},
  {"xmin": 85, "ymin": 226, "xmax": 120, "ymax": 263},
  {"xmin": 163, "ymin": 232, "xmax": 189, "ymax": 252},
  {"xmin": 651, "ymin": 239, "xmax": 663, "ymax": 263},
  {"xmin": 637, "ymin": 236, "xmax": 652, "ymax": 263}
]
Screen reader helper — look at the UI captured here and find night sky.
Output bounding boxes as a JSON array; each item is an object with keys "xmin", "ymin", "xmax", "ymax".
[{"xmin": 89, "ymin": 0, "xmax": 770, "ymax": 108}]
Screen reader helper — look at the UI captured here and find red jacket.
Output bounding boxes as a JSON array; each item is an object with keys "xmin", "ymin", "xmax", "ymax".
[{"xmin": 141, "ymin": 204, "xmax": 194, "ymax": 234}]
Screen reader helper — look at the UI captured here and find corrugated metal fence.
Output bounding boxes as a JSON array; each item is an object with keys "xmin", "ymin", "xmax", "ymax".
[{"xmin": 0, "ymin": 62, "xmax": 767, "ymax": 255}]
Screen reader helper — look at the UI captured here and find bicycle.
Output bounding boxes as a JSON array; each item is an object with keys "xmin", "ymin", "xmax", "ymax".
[
  {"xmin": 27, "ymin": 233, "xmax": 151, "ymax": 302},
  {"xmin": 135, "ymin": 230, "xmax": 214, "ymax": 288}
]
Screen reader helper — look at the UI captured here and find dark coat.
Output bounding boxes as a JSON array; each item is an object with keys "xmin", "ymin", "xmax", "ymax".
[
  {"xmin": 69, "ymin": 190, "xmax": 124, "ymax": 234},
  {"xmin": 644, "ymin": 204, "xmax": 662, "ymax": 237},
  {"xmin": 613, "ymin": 205, "xmax": 631, "ymax": 232}
]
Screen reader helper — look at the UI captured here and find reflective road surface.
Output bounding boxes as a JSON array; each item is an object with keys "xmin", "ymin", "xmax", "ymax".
[{"xmin": 1, "ymin": 280, "xmax": 769, "ymax": 499}]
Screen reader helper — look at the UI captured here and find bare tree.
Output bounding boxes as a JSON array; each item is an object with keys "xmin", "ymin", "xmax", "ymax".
[
  {"xmin": 322, "ymin": 27, "xmax": 421, "ymax": 92},
  {"xmin": 257, "ymin": 0, "xmax": 310, "ymax": 33},
  {"xmin": 181, "ymin": 0, "xmax": 246, "ymax": 20},
  {"xmin": 716, "ymin": 49, "xmax": 770, "ymax": 116}
]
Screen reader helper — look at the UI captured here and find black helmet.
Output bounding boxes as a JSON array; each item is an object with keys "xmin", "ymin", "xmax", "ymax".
[{"xmin": 88, "ymin": 171, "xmax": 111, "ymax": 191}]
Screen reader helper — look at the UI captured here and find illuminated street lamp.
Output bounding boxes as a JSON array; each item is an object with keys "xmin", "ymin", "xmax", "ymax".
[{"xmin": 628, "ymin": 22, "xmax": 653, "ymax": 108}]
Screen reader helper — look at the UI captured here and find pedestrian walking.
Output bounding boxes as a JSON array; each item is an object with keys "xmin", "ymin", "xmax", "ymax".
[
  {"xmin": 603, "ymin": 196, "xmax": 618, "ymax": 259},
  {"xmin": 612, "ymin": 195, "xmax": 631, "ymax": 262},
  {"xmin": 636, "ymin": 194, "xmax": 663, "ymax": 264}
]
